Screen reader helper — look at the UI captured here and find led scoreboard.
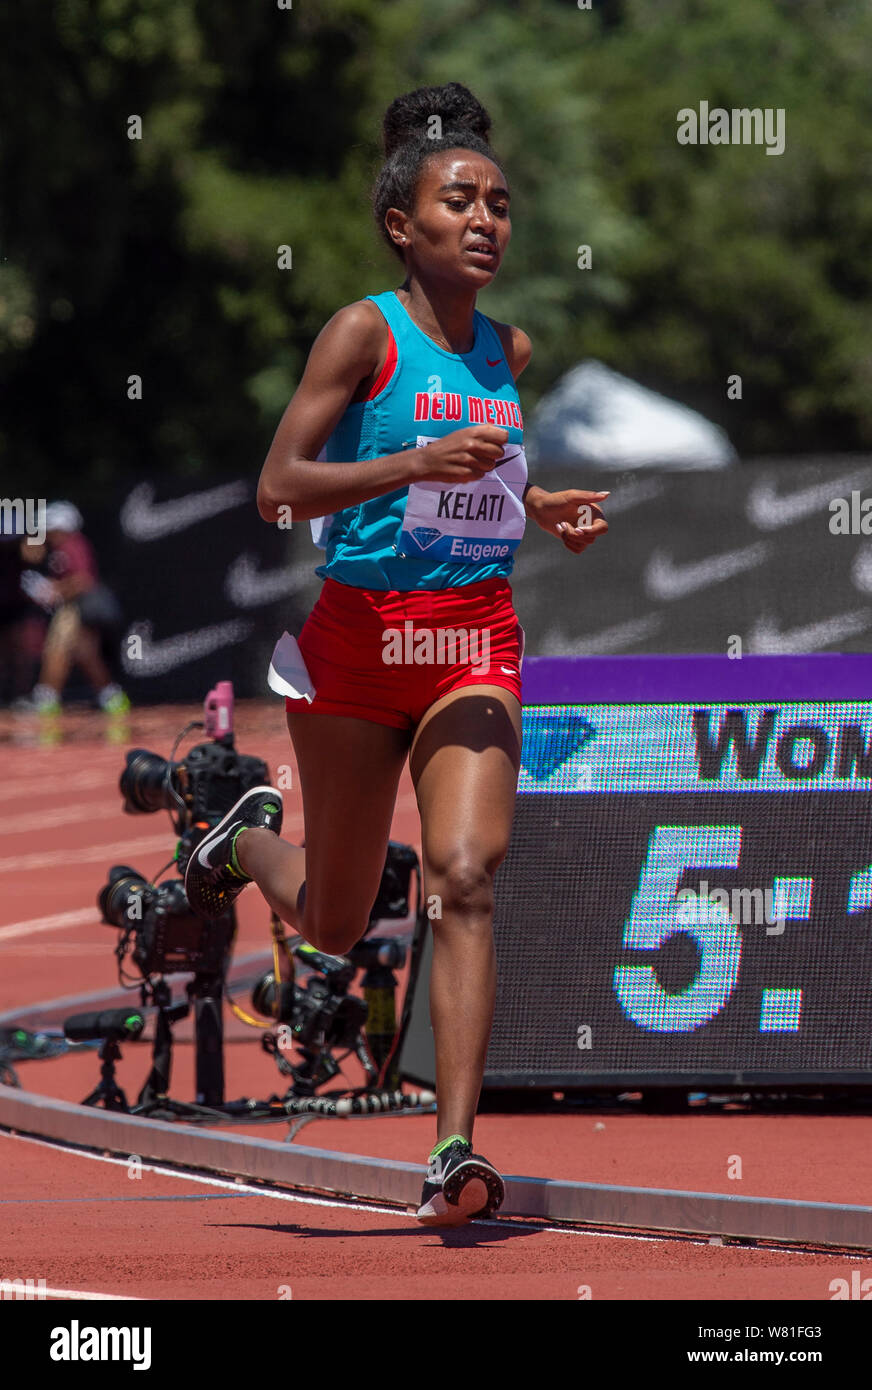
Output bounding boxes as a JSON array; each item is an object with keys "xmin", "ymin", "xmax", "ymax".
[{"xmin": 400, "ymin": 655, "xmax": 872, "ymax": 1090}]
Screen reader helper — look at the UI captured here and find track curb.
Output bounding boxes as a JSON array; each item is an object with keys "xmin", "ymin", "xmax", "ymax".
[{"xmin": 3, "ymin": 1083, "xmax": 872, "ymax": 1248}]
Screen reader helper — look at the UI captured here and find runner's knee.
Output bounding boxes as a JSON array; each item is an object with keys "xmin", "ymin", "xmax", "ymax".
[
  {"xmin": 299, "ymin": 885, "xmax": 370, "ymax": 955},
  {"xmin": 431, "ymin": 853, "xmax": 495, "ymax": 919},
  {"xmin": 303, "ymin": 915, "xmax": 369, "ymax": 957}
]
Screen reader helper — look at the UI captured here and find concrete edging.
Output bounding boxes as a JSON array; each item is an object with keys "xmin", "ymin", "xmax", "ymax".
[{"xmin": 2, "ymin": 1084, "xmax": 871, "ymax": 1248}]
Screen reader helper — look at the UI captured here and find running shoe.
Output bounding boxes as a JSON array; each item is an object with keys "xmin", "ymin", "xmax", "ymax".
[
  {"xmin": 11, "ymin": 687, "xmax": 61, "ymax": 715},
  {"xmin": 184, "ymin": 786, "xmax": 283, "ymax": 919},
  {"xmin": 415, "ymin": 1135, "xmax": 505, "ymax": 1226},
  {"xmin": 100, "ymin": 690, "xmax": 131, "ymax": 715}
]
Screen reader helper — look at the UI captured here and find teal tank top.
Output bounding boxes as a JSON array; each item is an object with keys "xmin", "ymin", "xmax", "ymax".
[{"xmin": 312, "ymin": 289, "xmax": 528, "ymax": 591}]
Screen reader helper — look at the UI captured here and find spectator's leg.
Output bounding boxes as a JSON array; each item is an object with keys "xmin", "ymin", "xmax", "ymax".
[
  {"xmin": 72, "ymin": 622, "xmax": 113, "ymax": 692},
  {"xmin": 3, "ymin": 614, "xmax": 49, "ymax": 702},
  {"xmin": 38, "ymin": 603, "xmax": 82, "ymax": 697}
]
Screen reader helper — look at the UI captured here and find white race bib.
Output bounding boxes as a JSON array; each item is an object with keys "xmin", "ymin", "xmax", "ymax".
[{"xmin": 396, "ymin": 434, "xmax": 527, "ymax": 564}]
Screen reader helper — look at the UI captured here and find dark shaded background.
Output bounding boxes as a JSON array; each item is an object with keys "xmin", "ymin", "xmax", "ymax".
[{"xmin": 2, "ymin": 0, "xmax": 872, "ymax": 700}]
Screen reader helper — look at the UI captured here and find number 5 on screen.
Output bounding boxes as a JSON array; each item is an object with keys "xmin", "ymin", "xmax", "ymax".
[{"xmin": 613, "ymin": 826, "xmax": 743, "ymax": 1032}]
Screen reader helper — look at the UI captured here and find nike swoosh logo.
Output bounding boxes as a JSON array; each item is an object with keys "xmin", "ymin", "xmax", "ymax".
[
  {"xmin": 500, "ymin": 666, "xmax": 517, "ymax": 675},
  {"xmin": 747, "ymin": 468, "xmax": 872, "ymax": 531},
  {"xmin": 542, "ymin": 613, "xmax": 662, "ymax": 655},
  {"xmin": 224, "ymin": 554, "xmax": 316, "ymax": 607},
  {"xmin": 748, "ymin": 609, "xmax": 870, "ymax": 654},
  {"xmin": 644, "ymin": 543, "xmax": 769, "ymax": 600},
  {"xmin": 120, "ymin": 481, "xmax": 250, "ymax": 541},
  {"xmin": 595, "ymin": 477, "xmax": 663, "ymax": 515},
  {"xmin": 121, "ymin": 618, "xmax": 253, "ymax": 675},
  {"xmin": 486, "ymin": 357, "xmax": 502, "ymax": 366}
]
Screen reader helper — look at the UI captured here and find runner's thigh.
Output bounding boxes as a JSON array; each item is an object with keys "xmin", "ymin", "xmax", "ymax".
[{"xmin": 286, "ymin": 708, "xmax": 410, "ymax": 942}]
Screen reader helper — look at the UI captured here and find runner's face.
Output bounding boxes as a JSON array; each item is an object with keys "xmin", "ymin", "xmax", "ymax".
[{"xmin": 402, "ymin": 151, "xmax": 511, "ymax": 284}]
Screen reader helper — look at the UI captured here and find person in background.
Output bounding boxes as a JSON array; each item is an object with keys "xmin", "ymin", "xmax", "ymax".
[
  {"xmin": 0, "ymin": 531, "xmax": 43, "ymax": 704},
  {"xmin": 13, "ymin": 501, "xmax": 130, "ymax": 715}
]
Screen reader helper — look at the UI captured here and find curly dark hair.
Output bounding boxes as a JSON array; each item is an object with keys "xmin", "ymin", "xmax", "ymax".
[{"xmin": 372, "ymin": 82, "xmax": 502, "ymax": 262}]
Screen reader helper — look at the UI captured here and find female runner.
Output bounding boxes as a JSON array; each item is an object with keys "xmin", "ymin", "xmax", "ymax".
[{"xmin": 186, "ymin": 82, "xmax": 608, "ymax": 1225}]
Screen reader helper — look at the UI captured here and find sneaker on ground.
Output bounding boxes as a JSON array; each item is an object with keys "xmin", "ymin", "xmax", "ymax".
[
  {"xmin": 98, "ymin": 684, "xmax": 131, "ymax": 714},
  {"xmin": 184, "ymin": 786, "xmax": 283, "ymax": 919},
  {"xmin": 11, "ymin": 685, "xmax": 61, "ymax": 715},
  {"xmin": 415, "ymin": 1135, "xmax": 505, "ymax": 1226}
]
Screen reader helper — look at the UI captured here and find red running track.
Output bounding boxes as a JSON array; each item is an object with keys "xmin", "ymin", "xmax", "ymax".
[{"xmin": 0, "ymin": 700, "xmax": 869, "ymax": 1301}]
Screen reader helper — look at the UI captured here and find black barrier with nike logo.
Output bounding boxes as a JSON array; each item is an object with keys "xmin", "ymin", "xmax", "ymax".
[{"xmin": 5, "ymin": 455, "xmax": 872, "ymax": 704}]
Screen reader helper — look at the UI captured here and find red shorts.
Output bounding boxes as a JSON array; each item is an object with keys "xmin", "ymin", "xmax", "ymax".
[{"xmin": 286, "ymin": 576, "xmax": 524, "ymax": 730}]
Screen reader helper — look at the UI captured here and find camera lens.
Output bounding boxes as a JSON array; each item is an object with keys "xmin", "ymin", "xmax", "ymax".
[
  {"xmin": 120, "ymin": 749, "xmax": 177, "ymax": 814},
  {"xmin": 98, "ymin": 865, "xmax": 150, "ymax": 929},
  {"xmin": 251, "ymin": 971, "xmax": 296, "ymax": 1023}
]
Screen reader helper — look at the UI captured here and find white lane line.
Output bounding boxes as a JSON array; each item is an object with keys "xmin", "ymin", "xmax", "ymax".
[
  {"xmin": 0, "ymin": 908, "xmax": 103, "ymax": 943},
  {"xmin": 2, "ymin": 1132, "xmax": 403, "ymax": 1218},
  {"xmin": 11, "ymin": 1134, "xmax": 843, "ymax": 1255},
  {"xmin": 0, "ymin": 787, "xmax": 311, "ymax": 838},
  {"xmin": 0, "ymin": 1280, "xmax": 140, "ymax": 1301},
  {"xmin": 0, "ymin": 835, "xmax": 173, "ymax": 875},
  {"xmin": 0, "ymin": 802, "xmax": 127, "ymax": 837},
  {"xmin": 0, "ymin": 812, "xmax": 311, "ymax": 940},
  {"xmin": 0, "ymin": 943, "xmax": 110, "ymax": 955},
  {"xmin": 0, "ymin": 771, "xmax": 113, "ymax": 804},
  {"xmin": 0, "ymin": 811, "xmax": 307, "ymax": 877},
  {"xmin": 0, "ymin": 1133, "xmax": 669, "ymax": 1245}
]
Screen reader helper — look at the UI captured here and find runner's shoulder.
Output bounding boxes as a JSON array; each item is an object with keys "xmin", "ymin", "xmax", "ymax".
[
  {"xmin": 311, "ymin": 298, "xmax": 387, "ymax": 378},
  {"xmin": 483, "ymin": 317, "xmax": 532, "ymax": 380}
]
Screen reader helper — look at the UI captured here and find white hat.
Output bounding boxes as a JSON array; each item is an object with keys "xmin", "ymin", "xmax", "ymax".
[{"xmin": 45, "ymin": 501, "xmax": 84, "ymax": 533}]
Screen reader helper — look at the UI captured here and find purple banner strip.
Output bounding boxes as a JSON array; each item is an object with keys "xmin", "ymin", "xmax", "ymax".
[{"xmin": 522, "ymin": 654, "xmax": 872, "ymax": 705}]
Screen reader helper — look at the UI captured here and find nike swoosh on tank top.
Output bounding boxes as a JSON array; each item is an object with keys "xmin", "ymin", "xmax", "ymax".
[{"xmin": 311, "ymin": 289, "xmax": 528, "ymax": 591}]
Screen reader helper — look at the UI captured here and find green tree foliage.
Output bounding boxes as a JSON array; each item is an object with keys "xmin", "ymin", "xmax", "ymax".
[{"xmin": 0, "ymin": 0, "xmax": 870, "ymax": 498}]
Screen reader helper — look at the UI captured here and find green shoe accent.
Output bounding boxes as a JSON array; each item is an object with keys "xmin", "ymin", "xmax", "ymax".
[
  {"xmin": 228, "ymin": 827, "xmax": 252, "ymax": 880},
  {"xmin": 102, "ymin": 692, "xmax": 131, "ymax": 714},
  {"xmin": 429, "ymin": 1134, "xmax": 470, "ymax": 1160},
  {"xmin": 263, "ymin": 802, "xmax": 279, "ymax": 814}
]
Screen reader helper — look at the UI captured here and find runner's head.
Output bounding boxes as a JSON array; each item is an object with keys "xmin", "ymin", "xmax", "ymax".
[{"xmin": 373, "ymin": 83, "xmax": 510, "ymax": 285}]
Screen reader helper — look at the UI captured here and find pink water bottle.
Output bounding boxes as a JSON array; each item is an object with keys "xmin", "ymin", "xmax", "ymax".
[{"xmin": 204, "ymin": 680, "xmax": 234, "ymax": 742}]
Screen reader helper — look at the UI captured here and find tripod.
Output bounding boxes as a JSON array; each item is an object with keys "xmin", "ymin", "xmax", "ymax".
[
  {"xmin": 132, "ymin": 975, "xmax": 228, "ymax": 1121},
  {"xmin": 81, "ymin": 1037, "xmax": 129, "ymax": 1111}
]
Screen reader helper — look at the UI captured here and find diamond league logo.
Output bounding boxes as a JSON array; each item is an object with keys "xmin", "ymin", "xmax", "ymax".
[
  {"xmin": 410, "ymin": 526, "xmax": 443, "ymax": 550},
  {"xmin": 521, "ymin": 714, "xmax": 597, "ymax": 781}
]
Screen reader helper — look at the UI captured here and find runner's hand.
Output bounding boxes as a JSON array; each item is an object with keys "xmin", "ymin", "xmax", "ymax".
[
  {"xmin": 531, "ymin": 489, "xmax": 610, "ymax": 553},
  {"xmin": 410, "ymin": 425, "xmax": 510, "ymax": 484}
]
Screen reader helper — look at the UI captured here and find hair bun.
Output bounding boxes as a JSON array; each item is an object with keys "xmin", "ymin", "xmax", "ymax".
[{"xmin": 382, "ymin": 82, "xmax": 491, "ymax": 158}]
